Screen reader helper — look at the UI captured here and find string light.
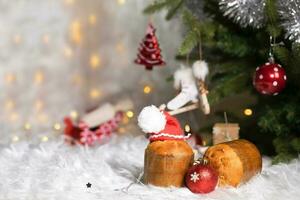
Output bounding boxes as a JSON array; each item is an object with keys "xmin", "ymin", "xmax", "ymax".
[
  {"xmin": 42, "ymin": 34, "xmax": 50, "ymax": 44},
  {"xmin": 244, "ymin": 108, "xmax": 253, "ymax": 116},
  {"xmin": 11, "ymin": 136, "xmax": 19, "ymax": 142},
  {"xmin": 184, "ymin": 124, "xmax": 191, "ymax": 133},
  {"xmin": 71, "ymin": 73, "xmax": 83, "ymax": 86},
  {"xmin": 5, "ymin": 99, "xmax": 15, "ymax": 111},
  {"xmin": 89, "ymin": 54, "xmax": 101, "ymax": 69},
  {"xmin": 53, "ymin": 123, "xmax": 61, "ymax": 131},
  {"xmin": 143, "ymin": 85, "xmax": 152, "ymax": 94},
  {"xmin": 126, "ymin": 110, "xmax": 134, "ymax": 118},
  {"xmin": 41, "ymin": 136, "xmax": 49, "ymax": 142},
  {"xmin": 118, "ymin": 127, "xmax": 126, "ymax": 134},
  {"xmin": 122, "ymin": 115, "xmax": 129, "ymax": 124},
  {"xmin": 70, "ymin": 20, "xmax": 82, "ymax": 44},
  {"xmin": 64, "ymin": 0, "xmax": 75, "ymax": 5},
  {"xmin": 34, "ymin": 99, "xmax": 44, "ymax": 111},
  {"xmin": 37, "ymin": 113, "xmax": 48, "ymax": 123},
  {"xmin": 63, "ymin": 46, "xmax": 73, "ymax": 58},
  {"xmin": 9, "ymin": 112, "xmax": 19, "ymax": 122},
  {"xmin": 88, "ymin": 14, "xmax": 97, "ymax": 25},
  {"xmin": 116, "ymin": 42, "xmax": 125, "ymax": 53},
  {"xmin": 70, "ymin": 110, "xmax": 78, "ymax": 119},
  {"xmin": 117, "ymin": 0, "xmax": 126, "ymax": 5},
  {"xmin": 72, "ymin": 74, "xmax": 82, "ymax": 85},
  {"xmin": 34, "ymin": 70, "xmax": 44, "ymax": 85},
  {"xmin": 13, "ymin": 34, "xmax": 22, "ymax": 44},
  {"xmin": 89, "ymin": 88, "xmax": 101, "ymax": 99},
  {"xmin": 5, "ymin": 73, "xmax": 16, "ymax": 84},
  {"xmin": 24, "ymin": 122, "xmax": 31, "ymax": 131}
]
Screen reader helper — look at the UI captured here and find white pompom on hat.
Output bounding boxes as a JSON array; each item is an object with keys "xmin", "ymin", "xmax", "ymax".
[
  {"xmin": 192, "ymin": 60, "xmax": 209, "ymax": 81},
  {"xmin": 138, "ymin": 105, "xmax": 166, "ymax": 133}
]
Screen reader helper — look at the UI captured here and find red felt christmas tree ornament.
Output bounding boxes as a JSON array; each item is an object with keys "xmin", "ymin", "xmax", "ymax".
[
  {"xmin": 134, "ymin": 22, "xmax": 165, "ymax": 70},
  {"xmin": 185, "ymin": 160, "xmax": 218, "ymax": 194}
]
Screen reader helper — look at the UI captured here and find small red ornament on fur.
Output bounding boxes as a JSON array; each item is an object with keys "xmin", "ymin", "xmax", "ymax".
[{"xmin": 185, "ymin": 160, "xmax": 218, "ymax": 194}]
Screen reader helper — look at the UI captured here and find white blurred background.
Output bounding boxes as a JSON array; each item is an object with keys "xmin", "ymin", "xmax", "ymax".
[{"xmin": 0, "ymin": 0, "xmax": 183, "ymax": 143}]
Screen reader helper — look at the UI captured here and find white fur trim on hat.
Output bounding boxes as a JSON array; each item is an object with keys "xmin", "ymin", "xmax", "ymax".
[
  {"xmin": 138, "ymin": 105, "xmax": 166, "ymax": 133},
  {"xmin": 192, "ymin": 60, "xmax": 209, "ymax": 81}
]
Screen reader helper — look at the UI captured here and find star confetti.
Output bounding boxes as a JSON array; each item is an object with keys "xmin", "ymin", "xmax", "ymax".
[{"xmin": 86, "ymin": 182, "xmax": 92, "ymax": 188}]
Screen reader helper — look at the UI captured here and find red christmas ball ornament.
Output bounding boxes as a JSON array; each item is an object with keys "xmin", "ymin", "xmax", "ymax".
[
  {"xmin": 185, "ymin": 162, "xmax": 218, "ymax": 194},
  {"xmin": 253, "ymin": 62, "xmax": 287, "ymax": 95}
]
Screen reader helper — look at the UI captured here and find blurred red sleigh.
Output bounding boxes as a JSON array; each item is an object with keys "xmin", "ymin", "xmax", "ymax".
[
  {"xmin": 63, "ymin": 99, "xmax": 133, "ymax": 146},
  {"xmin": 64, "ymin": 111, "xmax": 124, "ymax": 146}
]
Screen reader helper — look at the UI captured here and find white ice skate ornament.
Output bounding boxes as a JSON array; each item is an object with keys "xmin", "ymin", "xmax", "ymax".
[
  {"xmin": 166, "ymin": 61, "xmax": 210, "ymax": 115},
  {"xmin": 167, "ymin": 66, "xmax": 199, "ymax": 110}
]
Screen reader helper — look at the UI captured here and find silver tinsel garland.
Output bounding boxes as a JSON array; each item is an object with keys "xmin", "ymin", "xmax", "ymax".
[
  {"xmin": 278, "ymin": 0, "xmax": 300, "ymax": 43},
  {"xmin": 219, "ymin": 0, "xmax": 266, "ymax": 28}
]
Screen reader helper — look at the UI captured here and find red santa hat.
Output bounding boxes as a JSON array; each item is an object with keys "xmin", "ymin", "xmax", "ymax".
[{"xmin": 138, "ymin": 105, "xmax": 190, "ymax": 142}]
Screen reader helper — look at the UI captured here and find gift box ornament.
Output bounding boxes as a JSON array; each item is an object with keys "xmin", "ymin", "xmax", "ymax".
[
  {"xmin": 212, "ymin": 123, "xmax": 239, "ymax": 145},
  {"xmin": 138, "ymin": 105, "xmax": 194, "ymax": 187}
]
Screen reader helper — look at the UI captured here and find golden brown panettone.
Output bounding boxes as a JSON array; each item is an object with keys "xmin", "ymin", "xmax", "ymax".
[
  {"xmin": 144, "ymin": 140, "xmax": 194, "ymax": 187},
  {"xmin": 204, "ymin": 139, "xmax": 262, "ymax": 187}
]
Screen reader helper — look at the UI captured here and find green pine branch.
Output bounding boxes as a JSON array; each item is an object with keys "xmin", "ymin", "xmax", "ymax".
[
  {"xmin": 265, "ymin": 0, "xmax": 282, "ymax": 37},
  {"xmin": 143, "ymin": 0, "xmax": 184, "ymax": 20},
  {"xmin": 178, "ymin": 30, "xmax": 199, "ymax": 55}
]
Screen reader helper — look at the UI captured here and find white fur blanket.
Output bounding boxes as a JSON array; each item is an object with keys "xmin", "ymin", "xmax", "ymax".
[{"xmin": 0, "ymin": 136, "xmax": 299, "ymax": 200}]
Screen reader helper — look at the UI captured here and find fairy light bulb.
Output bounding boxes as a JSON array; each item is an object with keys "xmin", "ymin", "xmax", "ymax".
[
  {"xmin": 244, "ymin": 108, "xmax": 253, "ymax": 116},
  {"xmin": 12, "ymin": 136, "xmax": 20, "ymax": 142},
  {"xmin": 41, "ymin": 136, "xmax": 49, "ymax": 142},
  {"xmin": 13, "ymin": 34, "xmax": 22, "ymax": 44},
  {"xmin": 89, "ymin": 88, "xmax": 101, "ymax": 99},
  {"xmin": 34, "ymin": 71, "xmax": 44, "ymax": 85},
  {"xmin": 65, "ymin": 0, "xmax": 75, "ymax": 5},
  {"xmin": 70, "ymin": 20, "xmax": 82, "ymax": 44},
  {"xmin": 70, "ymin": 110, "xmax": 78, "ymax": 119},
  {"xmin": 37, "ymin": 113, "xmax": 48, "ymax": 123},
  {"xmin": 9, "ymin": 112, "xmax": 19, "ymax": 122},
  {"xmin": 71, "ymin": 74, "xmax": 83, "ymax": 86},
  {"xmin": 184, "ymin": 124, "xmax": 191, "ymax": 133},
  {"xmin": 42, "ymin": 34, "xmax": 50, "ymax": 44},
  {"xmin": 5, "ymin": 73, "xmax": 16, "ymax": 85},
  {"xmin": 35, "ymin": 99, "xmax": 44, "ymax": 111},
  {"xmin": 5, "ymin": 99, "xmax": 15, "ymax": 111},
  {"xmin": 24, "ymin": 122, "xmax": 31, "ymax": 131},
  {"xmin": 89, "ymin": 54, "xmax": 101, "ymax": 69},
  {"xmin": 118, "ymin": 127, "xmax": 126, "ymax": 133},
  {"xmin": 53, "ymin": 123, "xmax": 61, "ymax": 131},
  {"xmin": 126, "ymin": 110, "xmax": 134, "ymax": 118},
  {"xmin": 117, "ymin": 0, "xmax": 126, "ymax": 5},
  {"xmin": 64, "ymin": 46, "xmax": 73, "ymax": 58},
  {"xmin": 122, "ymin": 115, "xmax": 129, "ymax": 124},
  {"xmin": 143, "ymin": 85, "xmax": 152, "ymax": 94},
  {"xmin": 88, "ymin": 14, "xmax": 97, "ymax": 25},
  {"xmin": 116, "ymin": 42, "xmax": 125, "ymax": 53}
]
